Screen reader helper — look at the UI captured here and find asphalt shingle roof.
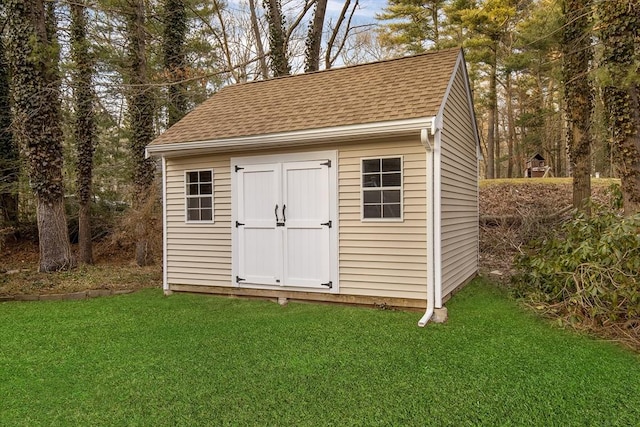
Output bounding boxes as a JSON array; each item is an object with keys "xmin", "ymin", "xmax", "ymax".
[{"xmin": 150, "ymin": 48, "xmax": 461, "ymax": 146}]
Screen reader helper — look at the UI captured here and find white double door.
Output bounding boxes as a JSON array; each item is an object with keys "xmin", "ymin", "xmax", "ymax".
[{"xmin": 235, "ymin": 157, "xmax": 333, "ymax": 289}]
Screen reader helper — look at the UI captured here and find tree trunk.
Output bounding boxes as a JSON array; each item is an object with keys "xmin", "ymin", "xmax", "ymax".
[
  {"xmin": 486, "ymin": 57, "xmax": 497, "ymax": 179},
  {"xmin": 599, "ymin": 1, "xmax": 640, "ymax": 215},
  {"xmin": 264, "ymin": 0, "xmax": 290, "ymax": 77},
  {"xmin": 163, "ymin": 0, "xmax": 188, "ymax": 126},
  {"xmin": 0, "ymin": 36, "xmax": 18, "ymax": 225},
  {"xmin": 304, "ymin": 0, "xmax": 328, "ymax": 72},
  {"xmin": 126, "ymin": 0, "xmax": 157, "ymax": 265},
  {"xmin": 71, "ymin": 1, "xmax": 96, "ymax": 264},
  {"xmin": 506, "ymin": 72, "xmax": 515, "ymax": 178},
  {"xmin": 6, "ymin": 0, "xmax": 74, "ymax": 270},
  {"xmin": 622, "ymin": 86, "xmax": 640, "ymax": 214},
  {"xmin": 37, "ymin": 198, "xmax": 74, "ymax": 271},
  {"xmin": 606, "ymin": 83, "xmax": 640, "ymax": 215},
  {"xmin": 562, "ymin": 0, "xmax": 592, "ymax": 213},
  {"xmin": 248, "ymin": 0, "xmax": 269, "ymax": 79}
]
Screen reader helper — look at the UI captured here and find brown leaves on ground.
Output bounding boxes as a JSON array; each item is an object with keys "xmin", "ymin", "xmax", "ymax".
[
  {"xmin": 479, "ymin": 178, "xmax": 616, "ymax": 281},
  {"xmin": 0, "ymin": 239, "xmax": 161, "ymax": 297}
]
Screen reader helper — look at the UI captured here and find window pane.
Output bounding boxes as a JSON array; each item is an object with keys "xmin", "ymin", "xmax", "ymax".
[
  {"xmin": 199, "ymin": 170, "xmax": 212, "ymax": 182},
  {"xmin": 187, "ymin": 198, "xmax": 199, "ymax": 209},
  {"xmin": 382, "ymin": 157, "xmax": 401, "ymax": 172},
  {"xmin": 382, "ymin": 173, "xmax": 401, "ymax": 187},
  {"xmin": 201, "ymin": 209, "xmax": 212, "ymax": 221},
  {"xmin": 200, "ymin": 183, "xmax": 212, "ymax": 195},
  {"xmin": 363, "ymin": 190, "xmax": 381, "ymax": 204},
  {"xmin": 383, "ymin": 190, "xmax": 400, "ymax": 203},
  {"xmin": 201, "ymin": 196, "xmax": 212, "ymax": 208},
  {"xmin": 187, "ymin": 172, "xmax": 199, "ymax": 183},
  {"xmin": 188, "ymin": 183, "xmax": 199, "ymax": 195},
  {"xmin": 383, "ymin": 204, "xmax": 401, "ymax": 218},
  {"xmin": 187, "ymin": 209, "xmax": 200, "ymax": 221},
  {"xmin": 363, "ymin": 174, "xmax": 381, "ymax": 187},
  {"xmin": 364, "ymin": 204, "xmax": 381, "ymax": 218},
  {"xmin": 363, "ymin": 159, "xmax": 381, "ymax": 173}
]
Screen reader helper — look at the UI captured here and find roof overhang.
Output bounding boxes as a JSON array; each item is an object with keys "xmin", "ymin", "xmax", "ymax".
[{"xmin": 146, "ymin": 117, "xmax": 436, "ymax": 158}]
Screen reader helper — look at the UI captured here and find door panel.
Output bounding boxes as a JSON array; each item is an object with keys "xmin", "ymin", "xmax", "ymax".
[
  {"xmin": 234, "ymin": 157, "xmax": 333, "ymax": 290},
  {"xmin": 282, "ymin": 161, "xmax": 330, "ymax": 287},
  {"xmin": 237, "ymin": 164, "xmax": 281, "ymax": 286}
]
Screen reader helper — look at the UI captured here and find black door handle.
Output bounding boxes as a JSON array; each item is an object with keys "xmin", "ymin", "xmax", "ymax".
[
  {"xmin": 275, "ymin": 204, "xmax": 279, "ymax": 222},
  {"xmin": 282, "ymin": 204, "xmax": 286, "ymax": 222}
]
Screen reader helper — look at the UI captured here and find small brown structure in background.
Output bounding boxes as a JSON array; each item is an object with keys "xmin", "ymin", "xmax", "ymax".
[{"xmin": 525, "ymin": 153, "xmax": 548, "ymax": 178}]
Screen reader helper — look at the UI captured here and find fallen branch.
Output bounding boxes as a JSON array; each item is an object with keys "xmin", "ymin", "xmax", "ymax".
[{"xmin": 480, "ymin": 205, "xmax": 573, "ymax": 226}]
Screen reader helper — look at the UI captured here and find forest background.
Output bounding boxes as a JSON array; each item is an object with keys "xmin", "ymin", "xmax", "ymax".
[{"xmin": 0, "ymin": 0, "xmax": 638, "ymax": 270}]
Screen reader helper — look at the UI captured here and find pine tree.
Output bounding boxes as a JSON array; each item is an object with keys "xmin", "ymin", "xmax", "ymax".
[
  {"xmin": 377, "ymin": 0, "xmax": 447, "ymax": 53},
  {"xmin": 71, "ymin": 0, "xmax": 98, "ymax": 263},
  {"xmin": 5, "ymin": 0, "xmax": 74, "ymax": 271}
]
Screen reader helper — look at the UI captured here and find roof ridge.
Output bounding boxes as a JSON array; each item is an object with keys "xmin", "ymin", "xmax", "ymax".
[{"xmin": 225, "ymin": 47, "xmax": 461, "ymax": 90}]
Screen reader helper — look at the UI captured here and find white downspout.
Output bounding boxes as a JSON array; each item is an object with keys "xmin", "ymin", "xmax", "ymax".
[
  {"xmin": 161, "ymin": 156, "xmax": 169, "ymax": 294},
  {"xmin": 418, "ymin": 126, "xmax": 435, "ymax": 327},
  {"xmin": 433, "ymin": 116, "xmax": 443, "ymax": 309}
]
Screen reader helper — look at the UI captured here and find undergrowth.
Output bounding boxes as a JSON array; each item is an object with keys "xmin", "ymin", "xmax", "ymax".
[{"xmin": 512, "ymin": 187, "xmax": 640, "ymax": 346}]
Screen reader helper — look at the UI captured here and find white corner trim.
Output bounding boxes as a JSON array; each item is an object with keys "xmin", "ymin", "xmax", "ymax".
[
  {"xmin": 161, "ymin": 156, "xmax": 168, "ymax": 292},
  {"xmin": 146, "ymin": 117, "xmax": 434, "ymax": 158}
]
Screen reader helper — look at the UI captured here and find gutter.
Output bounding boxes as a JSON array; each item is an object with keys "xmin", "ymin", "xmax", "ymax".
[{"xmin": 145, "ymin": 117, "xmax": 434, "ymax": 158}]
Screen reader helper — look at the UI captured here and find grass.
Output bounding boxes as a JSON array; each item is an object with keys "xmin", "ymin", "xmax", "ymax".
[{"xmin": 1, "ymin": 278, "xmax": 638, "ymax": 426}]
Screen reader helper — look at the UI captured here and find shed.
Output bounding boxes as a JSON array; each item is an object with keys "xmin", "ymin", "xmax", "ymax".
[
  {"xmin": 525, "ymin": 153, "xmax": 547, "ymax": 178},
  {"xmin": 146, "ymin": 48, "xmax": 480, "ymax": 325}
]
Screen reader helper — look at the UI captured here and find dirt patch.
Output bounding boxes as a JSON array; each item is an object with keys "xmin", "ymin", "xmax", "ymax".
[{"xmin": 0, "ymin": 239, "xmax": 161, "ymax": 297}]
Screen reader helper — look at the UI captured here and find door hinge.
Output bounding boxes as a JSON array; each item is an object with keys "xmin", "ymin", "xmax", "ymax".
[
  {"xmin": 321, "ymin": 220, "xmax": 332, "ymax": 228},
  {"xmin": 236, "ymin": 276, "xmax": 245, "ymax": 283},
  {"xmin": 321, "ymin": 281, "xmax": 333, "ymax": 289},
  {"xmin": 235, "ymin": 221, "xmax": 245, "ymax": 227},
  {"xmin": 234, "ymin": 165, "xmax": 244, "ymax": 172},
  {"xmin": 320, "ymin": 160, "xmax": 331, "ymax": 167}
]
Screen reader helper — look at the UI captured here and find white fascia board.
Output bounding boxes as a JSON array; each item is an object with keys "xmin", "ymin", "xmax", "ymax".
[{"xmin": 145, "ymin": 117, "xmax": 434, "ymax": 158}]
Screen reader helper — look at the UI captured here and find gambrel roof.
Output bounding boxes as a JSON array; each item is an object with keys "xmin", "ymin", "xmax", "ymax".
[{"xmin": 150, "ymin": 48, "xmax": 461, "ymax": 147}]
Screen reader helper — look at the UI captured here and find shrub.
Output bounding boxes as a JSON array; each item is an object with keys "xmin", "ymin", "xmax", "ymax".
[{"xmin": 512, "ymin": 202, "xmax": 640, "ymax": 324}]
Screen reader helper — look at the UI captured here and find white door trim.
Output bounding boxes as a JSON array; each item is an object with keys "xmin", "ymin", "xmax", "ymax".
[{"xmin": 231, "ymin": 150, "xmax": 339, "ymax": 294}]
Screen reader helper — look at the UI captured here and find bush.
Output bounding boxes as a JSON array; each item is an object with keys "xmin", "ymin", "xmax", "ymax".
[{"xmin": 512, "ymin": 202, "xmax": 640, "ymax": 324}]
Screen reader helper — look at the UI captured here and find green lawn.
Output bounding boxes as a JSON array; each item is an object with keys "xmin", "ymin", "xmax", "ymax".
[{"xmin": 1, "ymin": 279, "xmax": 638, "ymax": 426}]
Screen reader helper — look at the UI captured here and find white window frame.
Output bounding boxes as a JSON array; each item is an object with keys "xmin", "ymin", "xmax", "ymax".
[
  {"xmin": 184, "ymin": 169, "xmax": 214, "ymax": 223},
  {"xmin": 360, "ymin": 155, "xmax": 403, "ymax": 222}
]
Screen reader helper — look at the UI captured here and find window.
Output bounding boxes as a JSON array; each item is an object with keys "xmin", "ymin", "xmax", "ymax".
[
  {"xmin": 361, "ymin": 157, "xmax": 402, "ymax": 220},
  {"xmin": 185, "ymin": 170, "xmax": 213, "ymax": 222}
]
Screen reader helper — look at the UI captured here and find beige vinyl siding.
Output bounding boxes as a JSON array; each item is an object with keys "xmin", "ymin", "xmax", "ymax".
[
  {"xmin": 165, "ymin": 155, "xmax": 232, "ymax": 286},
  {"xmin": 338, "ymin": 138, "xmax": 427, "ymax": 300},
  {"xmin": 164, "ymin": 139, "xmax": 427, "ymax": 301},
  {"xmin": 439, "ymin": 62, "xmax": 479, "ymax": 297}
]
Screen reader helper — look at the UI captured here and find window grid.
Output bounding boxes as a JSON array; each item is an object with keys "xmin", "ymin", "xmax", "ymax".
[
  {"xmin": 361, "ymin": 157, "xmax": 402, "ymax": 220},
  {"xmin": 185, "ymin": 169, "xmax": 214, "ymax": 222}
]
